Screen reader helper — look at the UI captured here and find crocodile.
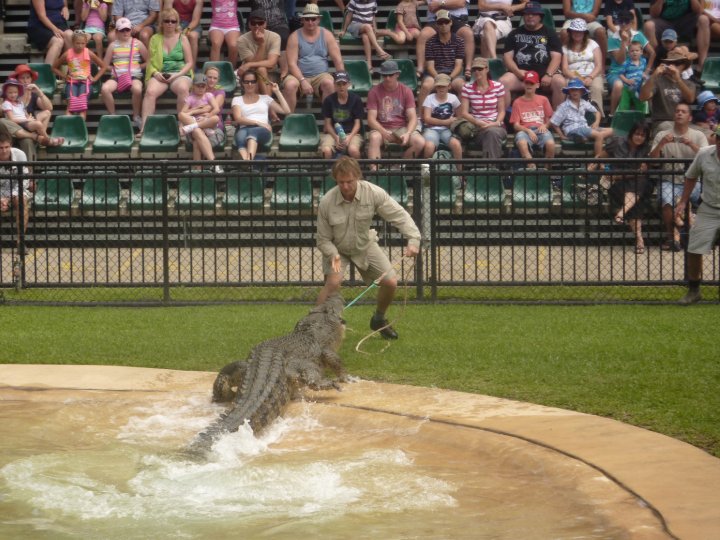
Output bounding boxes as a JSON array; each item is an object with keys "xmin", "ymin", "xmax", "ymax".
[{"xmin": 187, "ymin": 293, "xmax": 346, "ymax": 455}]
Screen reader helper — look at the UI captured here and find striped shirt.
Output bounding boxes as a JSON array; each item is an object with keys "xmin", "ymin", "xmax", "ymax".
[
  {"xmin": 347, "ymin": 0, "xmax": 377, "ymax": 25},
  {"xmin": 111, "ymin": 39, "xmax": 143, "ymax": 78},
  {"xmin": 425, "ymin": 34, "xmax": 464, "ymax": 75},
  {"xmin": 461, "ymin": 80, "xmax": 505, "ymax": 122}
]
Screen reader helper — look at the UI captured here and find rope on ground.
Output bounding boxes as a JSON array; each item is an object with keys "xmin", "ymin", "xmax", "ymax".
[{"xmin": 349, "ymin": 256, "xmax": 415, "ymax": 356}]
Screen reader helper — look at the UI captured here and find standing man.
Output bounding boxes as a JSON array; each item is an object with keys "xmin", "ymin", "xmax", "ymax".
[
  {"xmin": 283, "ymin": 3, "xmax": 345, "ymax": 112},
  {"xmin": 317, "ymin": 156, "xmax": 421, "ymax": 339},
  {"xmin": 499, "ymin": 1, "xmax": 563, "ymax": 109},
  {"xmin": 236, "ymin": 9, "xmax": 281, "ymax": 95},
  {"xmin": 0, "ymin": 129, "xmax": 31, "ymax": 243},
  {"xmin": 675, "ymin": 127, "xmax": 720, "ymax": 304},
  {"xmin": 649, "ymin": 101, "xmax": 706, "ymax": 252},
  {"xmin": 366, "ymin": 60, "xmax": 426, "ymax": 166}
]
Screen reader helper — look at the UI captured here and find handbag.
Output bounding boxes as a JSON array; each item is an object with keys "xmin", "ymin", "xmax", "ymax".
[
  {"xmin": 114, "ymin": 38, "xmax": 135, "ymax": 92},
  {"xmin": 67, "ymin": 79, "xmax": 90, "ymax": 113}
]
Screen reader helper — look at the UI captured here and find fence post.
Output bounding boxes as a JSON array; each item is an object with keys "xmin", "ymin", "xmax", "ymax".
[
  {"xmin": 161, "ymin": 161, "xmax": 170, "ymax": 303},
  {"xmin": 414, "ymin": 166, "xmax": 425, "ymax": 301},
  {"xmin": 427, "ymin": 161, "xmax": 437, "ymax": 302},
  {"xmin": 14, "ymin": 168, "xmax": 26, "ymax": 291}
]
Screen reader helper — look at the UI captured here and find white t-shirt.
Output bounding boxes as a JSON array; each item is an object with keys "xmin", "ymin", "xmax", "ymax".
[
  {"xmin": 562, "ymin": 39, "xmax": 600, "ymax": 78},
  {"xmin": 422, "ymin": 93, "xmax": 460, "ymax": 131},
  {"xmin": 231, "ymin": 94, "xmax": 274, "ymax": 125},
  {"xmin": 0, "ymin": 147, "xmax": 30, "ymax": 198},
  {"xmin": 2, "ymin": 100, "xmax": 28, "ymax": 122}
]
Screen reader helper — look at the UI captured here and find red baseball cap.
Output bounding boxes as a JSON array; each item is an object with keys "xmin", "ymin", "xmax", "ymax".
[{"xmin": 523, "ymin": 71, "xmax": 540, "ymax": 84}]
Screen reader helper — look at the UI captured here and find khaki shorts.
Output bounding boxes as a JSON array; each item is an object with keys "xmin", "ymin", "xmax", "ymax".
[
  {"xmin": 319, "ymin": 133, "xmax": 364, "ymax": 153},
  {"xmin": 284, "ymin": 72, "xmax": 334, "ymax": 97},
  {"xmin": 688, "ymin": 203, "xmax": 720, "ymax": 255},
  {"xmin": 323, "ymin": 242, "xmax": 396, "ymax": 283},
  {"xmin": 369, "ymin": 126, "xmax": 411, "ymax": 148}
]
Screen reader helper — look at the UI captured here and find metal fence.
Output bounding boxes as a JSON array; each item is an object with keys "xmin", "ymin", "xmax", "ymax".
[{"xmin": 1, "ymin": 157, "xmax": 718, "ymax": 304}]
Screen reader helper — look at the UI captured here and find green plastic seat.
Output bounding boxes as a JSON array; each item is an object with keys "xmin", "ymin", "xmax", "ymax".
[
  {"xmin": 202, "ymin": 60, "xmax": 237, "ymax": 93},
  {"xmin": 270, "ymin": 172, "xmax": 313, "ymax": 212},
  {"xmin": 81, "ymin": 177, "xmax": 121, "ymax": 211},
  {"xmin": 139, "ymin": 115, "xmax": 180, "ymax": 154},
  {"xmin": 372, "ymin": 175, "xmax": 408, "ymax": 207},
  {"xmin": 382, "ymin": 10, "xmax": 397, "ymax": 46},
  {"xmin": 701, "ymin": 57, "xmax": 720, "ymax": 92},
  {"xmin": 560, "ymin": 169, "xmax": 595, "ymax": 208},
  {"xmin": 225, "ymin": 176, "xmax": 265, "ymax": 210},
  {"xmin": 543, "ymin": 8, "xmax": 557, "ymax": 34},
  {"xmin": 511, "ymin": 171, "xmax": 552, "ymax": 209},
  {"xmin": 344, "ymin": 60, "xmax": 372, "ymax": 96},
  {"xmin": 462, "ymin": 171, "xmax": 505, "ymax": 210},
  {"xmin": 488, "ymin": 58, "xmax": 507, "ymax": 80},
  {"xmin": 128, "ymin": 176, "xmax": 164, "ymax": 211},
  {"xmin": 176, "ymin": 174, "xmax": 216, "ymax": 211},
  {"xmin": 48, "ymin": 115, "xmax": 89, "ymax": 154},
  {"xmin": 27, "ymin": 63, "xmax": 57, "ymax": 96},
  {"xmin": 610, "ymin": 110, "xmax": 647, "ymax": 139},
  {"xmin": 278, "ymin": 114, "xmax": 320, "ymax": 152},
  {"xmin": 396, "ymin": 59, "xmax": 418, "ymax": 91},
  {"xmin": 436, "ymin": 175, "xmax": 457, "ymax": 210},
  {"xmin": 33, "ymin": 177, "xmax": 74, "ymax": 212},
  {"xmin": 93, "ymin": 115, "xmax": 135, "ymax": 154},
  {"xmin": 320, "ymin": 9, "xmax": 334, "ymax": 32}
]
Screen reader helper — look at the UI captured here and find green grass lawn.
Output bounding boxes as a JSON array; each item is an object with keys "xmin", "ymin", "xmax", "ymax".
[{"xmin": 1, "ymin": 303, "xmax": 718, "ymax": 457}]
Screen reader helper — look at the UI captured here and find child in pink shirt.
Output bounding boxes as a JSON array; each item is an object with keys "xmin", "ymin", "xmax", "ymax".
[
  {"xmin": 82, "ymin": 0, "xmax": 109, "ymax": 58},
  {"xmin": 178, "ymin": 75, "xmax": 220, "ymax": 136},
  {"xmin": 208, "ymin": 0, "xmax": 240, "ymax": 67}
]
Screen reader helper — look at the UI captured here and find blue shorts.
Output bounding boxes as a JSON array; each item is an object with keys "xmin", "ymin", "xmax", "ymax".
[
  {"xmin": 235, "ymin": 126, "xmax": 272, "ymax": 150},
  {"xmin": 659, "ymin": 181, "xmax": 701, "ymax": 207},
  {"xmin": 565, "ymin": 126, "xmax": 593, "ymax": 141},
  {"xmin": 422, "ymin": 127, "xmax": 455, "ymax": 148},
  {"xmin": 180, "ymin": 21, "xmax": 202, "ymax": 35},
  {"xmin": 515, "ymin": 127, "xmax": 554, "ymax": 149},
  {"xmin": 64, "ymin": 80, "xmax": 91, "ymax": 99}
]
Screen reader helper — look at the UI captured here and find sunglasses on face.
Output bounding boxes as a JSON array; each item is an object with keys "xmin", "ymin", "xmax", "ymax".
[
  {"xmin": 242, "ymin": 79, "xmax": 258, "ymax": 84},
  {"xmin": 304, "ymin": 17, "xmax": 319, "ymax": 22},
  {"xmin": 164, "ymin": 19, "xmax": 177, "ymax": 24},
  {"xmin": 382, "ymin": 73, "xmax": 398, "ymax": 78},
  {"xmin": 436, "ymin": 19, "xmax": 451, "ymax": 25},
  {"xmin": 118, "ymin": 28, "xmax": 131, "ymax": 32}
]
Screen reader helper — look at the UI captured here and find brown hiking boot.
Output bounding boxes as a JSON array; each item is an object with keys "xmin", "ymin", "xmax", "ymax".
[
  {"xmin": 678, "ymin": 289, "xmax": 702, "ymax": 305},
  {"xmin": 370, "ymin": 316, "xmax": 398, "ymax": 339}
]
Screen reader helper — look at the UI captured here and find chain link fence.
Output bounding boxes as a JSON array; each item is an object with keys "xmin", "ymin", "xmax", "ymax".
[{"xmin": 0, "ymin": 158, "xmax": 718, "ymax": 304}]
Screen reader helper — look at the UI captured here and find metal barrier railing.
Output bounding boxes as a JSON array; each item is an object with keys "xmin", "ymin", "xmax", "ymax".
[{"xmin": 0, "ymin": 157, "xmax": 717, "ymax": 304}]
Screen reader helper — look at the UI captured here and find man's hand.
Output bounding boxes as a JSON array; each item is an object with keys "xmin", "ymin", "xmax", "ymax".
[
  {"xmin": 404, "ymin": 244, "xmax": 419, "ymax": 257},
  {"xmin": 300, "ymin": 79, "xmax": 313, "ymax": 96},
  {"xmin": 399, "ymin": 131, "xmax": 410, "ymax": 146},
  {"xmin": 331, "ymin": 254, "xmax": 341, "ymax": 273},
  {"xmin": 674, "ymin": 200, "xmax": 687, "ymax": 224}
]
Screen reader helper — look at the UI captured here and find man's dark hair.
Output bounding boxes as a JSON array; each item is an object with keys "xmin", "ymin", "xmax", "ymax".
[{"xmin": 0, "ymin": 128, "xmax": 13, "ymax": 145}]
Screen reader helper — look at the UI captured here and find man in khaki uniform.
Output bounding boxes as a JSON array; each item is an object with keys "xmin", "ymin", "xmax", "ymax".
[
  {"xmin": 316, "ymin": 157, "xmax": 421, "ymax": 339},
  {"xmin": 236, "ymin": 9, "xmax": 281, "ymax": 95}
]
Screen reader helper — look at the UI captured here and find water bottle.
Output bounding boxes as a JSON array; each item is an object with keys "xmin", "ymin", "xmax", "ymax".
[{"xmin": 334, "ymin": 123, "xmax": 347, "ymax": 141}]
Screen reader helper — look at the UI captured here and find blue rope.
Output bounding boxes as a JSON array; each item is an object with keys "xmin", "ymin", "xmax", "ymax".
[{"xmin": 344, "ymin": 281, "xmax": 378, "ymax": 310}]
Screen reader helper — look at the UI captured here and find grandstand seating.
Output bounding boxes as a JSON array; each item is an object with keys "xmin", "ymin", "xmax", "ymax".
[
  {"xmin": 27, "ymin": 63, "xmax": 56, "ymax": 96},
  {"xmin": 372, "ymin": 174, "xmax": 408, "ymax": 207},
  {"xmin": 202, "ymin": 61, "xmax": 237, "ymax": 93},
  {"xmin": 128, "ymin": 176, "xmax": 164, "ymax": 211},
  {"xmin": 278, "ymin": 114, "xmax": 320, "ymax": 153},
  {"xmin": 176, "ymin": 174, "xmax": 217, "ymax": 211},
  {"xmin": 225, "ymin": 176, "xmax": 265, "ymax": 211},
  {"xmin": 139, "ymin": 115, "xmax": 181, "ymax": 154},
  {"xmin": 610, "ymin": 111, "xmax": 647, "ymax": 138},
  {"xmin": 92, "ymin": 115, "xmax": 135, "ymax": 154},
  {"xmin": 48, "ymin": 115, "xmax": 89, "ymax": 154},
  {"xmin": 344, "ymin": 60, "xmax": 373, "ymax": 96},
  {"xmin": 462, "ymin": 171, "xmax": 505, "ymax": 211},
  {"xmin": 270, "ymin": 172, "xmax": 313, "ymax": 212},
  {"xmin": 33, "ymin": 177, "xmax": 74, "ymax": 212},
  {"xmin": 81, "ymin": 177, "xmax": 121, "ymax": 212},
  {"xmin": 511, "ymin": 171, "xmax": 553, "ymax": 209},
  {"xmin": 396, "ymin": 59, "xmax": 418, "ymax": 91}
]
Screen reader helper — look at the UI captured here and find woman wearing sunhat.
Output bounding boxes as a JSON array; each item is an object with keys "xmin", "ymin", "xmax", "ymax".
[
  {"xmin": 1, "ymin": 79, "xmax": 63, "ymax": 148},
  {"xmin": 554, "ymin": 18, "xmax": 604, "ymax": 114}
]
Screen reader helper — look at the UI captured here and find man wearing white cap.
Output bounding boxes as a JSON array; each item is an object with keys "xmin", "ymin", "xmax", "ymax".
[{"xmin": 283, "ymin": 3, "xmax": 345, "ymax": 112}]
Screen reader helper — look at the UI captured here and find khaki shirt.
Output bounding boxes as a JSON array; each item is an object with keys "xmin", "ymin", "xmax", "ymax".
[
  {"xmin": 685, "ymin": 144, "xmax": 720, "ymax": 208},
  {"xmin": 237, "ymin": 30, "xmax": 281, "ymax": 64},
  {"xmin": 317, "ymin": 180, "xmax": 421, "ymax": 270}
]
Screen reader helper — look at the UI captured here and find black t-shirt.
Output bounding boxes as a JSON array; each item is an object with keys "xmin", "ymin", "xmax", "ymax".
[
  {"xmin": 505, "ymin": 25, "xmax": 562, "ymax": 78},
  {"xmin": 321, "ymin": 91, "xmax": 365, "ymax": 134}
]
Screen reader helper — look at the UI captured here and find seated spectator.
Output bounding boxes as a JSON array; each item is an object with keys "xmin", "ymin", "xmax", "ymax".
[
  {"xmin": 499, "ymin": 2, "xmax": 563, "ymax": 110},
  {"xmin": 474, "ymin": 1, "xmax": 528, "ymax": 60},
  {"xmin": 692, "ymin": 90, "xmax": 720, "ymax": 144},
  {"xmin": 249, "ymin": 0, "xmax": 291, "ymax": 80},
  {"xmin": 283, "ymin": 3, "xmax": 345, "ymax": 112},
  {"xmin": 232, "ymin": 71, "xmax": 291, "ymax": 161},
  {"xmin": 52, "ymin": 30, "xmax": 108, "ymax": 120},
  {"xmin": 27, "ymin": 0, "xmax": 74, "ymax": 66},
  {"xmin": 648, "ymin": 101, "xmax": 706, "ymax": 251},
  {"xmin": 561, "ymin": 0, "xmax": 608, "ymax": 61},
  {"xmin": 605, "ymin": 0, "xmax": 639, "ymax": 33},
  {"xmin": 82, "ymin": 0, "xmax": 110, "ymax": 59},
  {"xmin": 644, "ymin": 0, "xmax": 710, "ymax": 70},
  {"xmin": 366, "ymin": 60, "xmax": 425, "ymax": 166},
  {"xmin": 319, "ymin": 71, "xmax": 365, "ymax": 160},
  {"xmin": 611, "ymin": 40, "xmax": 647, "ymax": 115},
  {"xmin": 376, "ymin": 0, "xmax": 424, "ymax": 45},
  {"xmin": 589, "ymin": 122, "xmax": 652, "ymax": 254},
  {"xmin": 208, "ymin": 0, "xmax": 240, "ymax": 68},
  {"xmin": 417, "ymin": 10, "xmax": 465, "ymax": 112},
  {"xmin": 101, "ymin": 17, "xmax": 149, "ymax": 129},
  {"xmin": 140, "ymin": 8, "xmax": 194, "ymax": 136},
  {"xmin": 416, "ymin": 0, "xmax": 474, "ymax": 80},
  {"xmin": 607, "ymin": 9, "xmax": 654, "ymax": 115},
  {"xmin": 110, "ymin": 0, "xmax": 159, "ymax": 47},
  {"xmin": 421, "ymin": 73, "xmax": 462, "ymax": 161},
  {"xmin": 178, "ymin": 74, "xmax": 222, "ymax": 169},
  {"xmin": 651, "ymin": 28, "xmax": 678, "ymax": 69},
  {"xmin": 236, "ymin": 9, "xmax": 281, "ymax": 96},
  {"xmin": 639, "ymin": 48, "xmax": 697, "ymax": 135},
  {"xmin": 550, "ymin": 78, "xmax": 612, "ymax": 156},
  {"xmin": 2, "ymin": 79, "xmax": 62, "ymax": 148},
  {"xmin": 0, "ymin": 129, "xmax": 32, "ymax": 242},
  {"xmin": 705, "ymin": 1, "xmax": 720, "ymax": 44},
  {"xmin": 555, "ymin": 18, "xmax": 604, "ymax": 113},
  {"xmin": 339, "ymin": 0, "xmax": 391, "ymax": 67},
  {"xmin": 10, "ymin": 65, "xmax": 55, "ymax": 143},
  {"xmin": 456, "ymin": 57, "xmax": 506, "ymax": 159},
  {"xmin": 511, "ymin": 71, "xmax": 555, "ymax": 168},
  {"xmin": 165, "ymin": 0, "xmax": 204, "ymax": 66}
]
